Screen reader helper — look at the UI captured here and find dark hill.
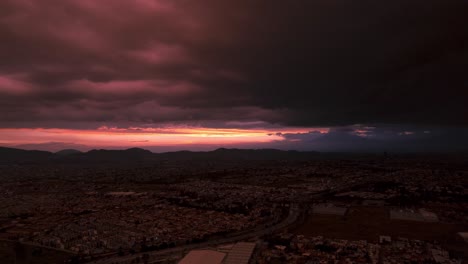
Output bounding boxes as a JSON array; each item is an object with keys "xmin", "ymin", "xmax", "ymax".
[
  {"xmin": 69, "ymin": 148, "xmax": 154, "ymax": 163},
  {"xmin": 0, "ymin": 147, "xmax": 53, "ymax": 164},
  {"xmin": 55, "ymin": 149, "xmax": 82, "ymax": 156},
  {"xmin": 157, "ymin": 148, "xmax": 320, "ymax": 161},
  {"xmin": 0, "ymin": 146, "xmax": 326, "ymax": 164}
]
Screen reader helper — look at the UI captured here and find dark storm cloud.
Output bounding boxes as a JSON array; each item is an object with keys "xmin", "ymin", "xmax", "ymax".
[
  {"xmin": 273, "ymin": 126, "xmax": 468, "ymax": 152},
  {"xmin": 0, "ymin": 0, "xmax": 467, "ymax": 129}
]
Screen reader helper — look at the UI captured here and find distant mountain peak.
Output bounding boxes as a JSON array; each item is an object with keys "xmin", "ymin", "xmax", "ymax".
[{"xmin": 125, "ymin": 147, "xmax": 152, "ymax": 153}]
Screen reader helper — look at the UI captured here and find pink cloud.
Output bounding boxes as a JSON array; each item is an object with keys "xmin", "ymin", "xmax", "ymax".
[
  {"xmin": 66, "ymin": 79, "xmax": 200, "ymax": 97},
  {"xmin": 45, "ymin": 23, "xmax": 108, "ymax": 52},
  {"xmin": 1, "ymin": 0, "xmax": 183, "ymax": 55},
  {"xmin": 128, "ymin": 43, "xmax": 190, "ymax": 65},
  {"xmin": 0, "ymin": 75, "xmax": 33, "ymax": 95},
  {"xmin": 74, "ymin": 0, "xmax": 175, "ymax": 15}
]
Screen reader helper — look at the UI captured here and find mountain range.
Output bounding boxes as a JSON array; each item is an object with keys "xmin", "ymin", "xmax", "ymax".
[{"xmin": 0, "ymin": 146, "xmax": 324, "ymax": 164}]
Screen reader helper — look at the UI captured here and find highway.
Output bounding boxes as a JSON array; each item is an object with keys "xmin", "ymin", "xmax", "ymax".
[{"xmin": 87, "ymin": 203, "xmax": 301, "ymax": 264}]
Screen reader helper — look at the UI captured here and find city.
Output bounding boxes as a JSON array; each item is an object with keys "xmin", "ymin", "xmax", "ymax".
[{"xmin": 0, "ymin": 148, "xmax": 466, "ymax": 263}]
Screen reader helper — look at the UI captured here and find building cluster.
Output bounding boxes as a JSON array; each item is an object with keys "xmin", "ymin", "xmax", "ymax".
[
  {"xmin": 258, "ymin": 234, "xmax": 462, "ymax": 264},
  {"xmin": 0, "ymin": 187, "xmax": 261, "ymax": 255},
  {"xmin": 0, "ymin": 157, "xmax": 465, "ymax": 262}
]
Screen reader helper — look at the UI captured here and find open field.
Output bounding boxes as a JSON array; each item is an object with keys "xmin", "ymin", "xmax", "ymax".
[{"xmin": 293, "ymin": 206, "xmax": 468, "ymax": 258}]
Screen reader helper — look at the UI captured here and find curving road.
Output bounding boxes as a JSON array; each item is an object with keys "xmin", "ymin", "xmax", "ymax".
[{"xmin": 87, "ymin": 203, "xmax": 301, "ymax": 264}]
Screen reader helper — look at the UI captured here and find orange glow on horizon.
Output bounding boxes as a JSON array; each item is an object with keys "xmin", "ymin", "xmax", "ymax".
[{"xmin": 0, "ymin": 126, "xmax": 329, "ymax": 148}]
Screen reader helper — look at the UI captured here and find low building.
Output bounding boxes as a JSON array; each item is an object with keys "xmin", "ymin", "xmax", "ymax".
[
  {"xmin": 390, "ymin": 208, "xmax": 439, "ymax": 222},
  {"xmin": 178, "ymin": 249, "xmax": 226, "ymax": 264},
  {"xmin": 223, "ymin": 242, "xmax": 256, "ymax": 264},
  {"xmin": 419, "ymin": 209, "xmax": 439, "ymax": 222}
]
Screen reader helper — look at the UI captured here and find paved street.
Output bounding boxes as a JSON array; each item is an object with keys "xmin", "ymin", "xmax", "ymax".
[{"xmin": 88, "ymin": 204, "xmax": 301, "ymax": 264}]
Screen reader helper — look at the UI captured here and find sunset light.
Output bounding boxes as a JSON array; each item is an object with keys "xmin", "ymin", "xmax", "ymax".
[{"xmin": 0, "ymin": 127, "xmax": 329, "ymax": 150}]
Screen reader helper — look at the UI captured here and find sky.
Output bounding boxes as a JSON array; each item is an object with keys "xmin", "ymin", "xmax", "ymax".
[{"xmin": 0, "ymin": 0, "xmax": 467, "ymax": 152}]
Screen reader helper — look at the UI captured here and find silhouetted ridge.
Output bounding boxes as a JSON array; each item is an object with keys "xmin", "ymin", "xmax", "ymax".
[
  {"xmin": 75, "ymin": 148, "xmax": 154, "ymax": 162},
  {"xmin": 0, "ymin": 147, "xmax": 53, "ymax": 164},
  {"xmin": 0, "ymin": 146, "xmax": 325, "ymax": 164},
  {"xmin": 125, "ymin": 147, "xmax": 153, "ymax": 155},
  {"xmin": 158, "ymin": 148, "xmax": 320, "ymax": 161},
  {"xmin": 55, "ymin": 149, "xmax": 82, "ymax": 156}
]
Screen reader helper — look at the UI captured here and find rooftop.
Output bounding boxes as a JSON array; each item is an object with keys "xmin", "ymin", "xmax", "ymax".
[
  {"xmin": 223, "ymin": 242, "xmax": 256, "ymax": 264},
  {"xmin": 178, "ymin": 249, "xmax": 226, "ymax": 264}
]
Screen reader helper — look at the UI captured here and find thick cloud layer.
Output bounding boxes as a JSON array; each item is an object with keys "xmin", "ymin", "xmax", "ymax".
[{"xmin": 0, "ymin": 0, "xmax": 467, "ymax": 151}]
